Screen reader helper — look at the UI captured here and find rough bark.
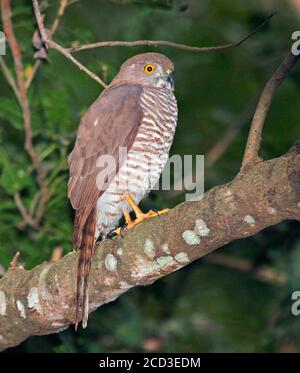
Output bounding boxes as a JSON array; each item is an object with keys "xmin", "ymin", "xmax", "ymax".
[{"xmin": 0, "ymin": 141, "xmax": 299, "ymax": 351}]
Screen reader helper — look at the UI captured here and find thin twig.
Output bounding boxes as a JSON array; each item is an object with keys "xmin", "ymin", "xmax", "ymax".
[
  {"xmin": 47, "ymin": 39, "xmax": 107, "ymax": 87},
  {"xmin": 33, "ymin": 0, "xmax": 273, "ymax": 87},
  {"xmin": 32, "ymin": 0, "xmax": 107, "ymax": 88},
  {"xmin": 50, "ymin": 0, "xmax": 68, "ymax": 35},
  {"xmin": 51, "ymin": 246, "xmax": 63, "ymax": 262},
  {"xmin": 67, "ymin": 13, "xmax": 275, "ymax": 53},
  {"xmin": 1, "ymin": 0, "xmax": 49, "ymax": 227},
  {"xmin": 9, "ymin": 251, "xmax": 22, "ymax": 270},
  {"xmin": 25, "ymin": 0, "xmax": 69, "ymax": 89},
  {"xmin": 206, "ymin": 102, "xmax": 255, "ymax": 167},
  {"xmin": 14, "ymin": 192, "xmax": 36, "ymax": 227},
  {"xmin": 29, "ymin": 190, "xmax": 40, "ymax": 216},
  {"xmin": 0, "ymin": 56, "xmax": 20, "ymax": 102},
  {"xmin": 25, "ymin": 60, "xmax": 41, "ymax": 89},
  {"xmin": 241, "ymin": 51, "xmax": 300, "ymax": 169}
]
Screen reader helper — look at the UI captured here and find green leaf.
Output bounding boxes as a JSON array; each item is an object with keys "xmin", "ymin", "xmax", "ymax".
[
  {"xmin": 0, "ymin": 97, "xmax": 23, "ymax": 130},
  {"xmin": 0, "ymin": 163, "xmax": 32, "ymax": 194},
  {"xmin": 0, "ymin": 199, "xmax": 16, "ymax": 210}
]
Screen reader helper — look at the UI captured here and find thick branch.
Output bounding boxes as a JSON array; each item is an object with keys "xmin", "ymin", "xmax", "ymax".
[
  {"xmin": 241, "ymin": 51, "xmax": 300, "ymax": 169},
  {"xmin": 0, "ymin": 143, "xmax": 299, "ymax": 350}
]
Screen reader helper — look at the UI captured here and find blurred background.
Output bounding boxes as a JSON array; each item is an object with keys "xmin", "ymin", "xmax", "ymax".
[{"xmin": 0, "ymin": 0, "xmax": 300, "ymax": 352}]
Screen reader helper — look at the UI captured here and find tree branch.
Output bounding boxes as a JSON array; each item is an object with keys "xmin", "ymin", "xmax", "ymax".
[
  {"xmin": 32, "ymin": 0, "xmax": 274, "ymax": 87},
  {"xmin": 241, "ymin": 51, "xmax": 300, "ymax": 169},
  {"xmin": 25, "ymin": 0, "xmax": 69, "ymax": 89},
  {"xmin": 67, "ymin": 13, "xmax": 275, "ymax": 53},
  {"xmin": 0, "ymin": 56, "xmax": 20, "ymax": 101},
  {"xmin": 1, "ymin": 0, "xmax": 298, "ymax": 353},
  {"xmin": 32, "ymin": 0, "xmax": 107, "ymax": 88},
  {"xmin": 0, "ymin": 142, "xmax": 299, "ymax": 350},
  {"xmin": 1, "ymin": 0, "xmax": 49, "ymax": 228},
  {"xmin": 13, "ymin": 192, "xmax": 36, "ymax": 227}
]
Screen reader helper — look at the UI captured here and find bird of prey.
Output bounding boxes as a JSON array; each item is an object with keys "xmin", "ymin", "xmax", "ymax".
[{"xmin": 68, "ymin": 53, "xmax": 178, "ymax": 329}]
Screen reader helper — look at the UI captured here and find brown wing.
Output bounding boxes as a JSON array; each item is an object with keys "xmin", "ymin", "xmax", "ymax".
[{"xmin": 68, "ymin": 83, "xmax": 144, "ymax": 248}]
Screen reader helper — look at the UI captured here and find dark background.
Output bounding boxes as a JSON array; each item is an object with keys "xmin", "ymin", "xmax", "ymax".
[{"xmin": 0, "ymin": 0, "xmax": 300, "ymax": 352}]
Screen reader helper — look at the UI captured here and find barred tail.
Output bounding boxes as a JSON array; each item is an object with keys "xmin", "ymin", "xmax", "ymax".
[{"xmin": 75, "ymin": 206, "xmax": 97, "ymax": 330}]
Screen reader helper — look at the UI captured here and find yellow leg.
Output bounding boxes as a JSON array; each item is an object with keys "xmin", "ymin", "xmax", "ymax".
[
  {"xmin": 124, "ymin": 193, "xmax": 143, "ymax": 217},
  {"xmin": 113, "ymin": 193, "xmax": 169, "ymax": 236},
  {"xmin": 123, "ymin": 211, "xmax": 132, "ymax": 225},
  {"xmin": 114, "ymin": 211, "xmax": 131, "ymax": 236}
]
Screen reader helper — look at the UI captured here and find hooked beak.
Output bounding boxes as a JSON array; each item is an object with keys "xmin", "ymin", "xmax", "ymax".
[{"xmin": 164, "ymin": 69, "xmax": 174, "ymax": 90}]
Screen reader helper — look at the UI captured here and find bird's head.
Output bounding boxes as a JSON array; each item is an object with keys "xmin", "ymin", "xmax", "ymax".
[{"xmin": 112, "ymin": 52, "xmax": 175, "ymax": 90}]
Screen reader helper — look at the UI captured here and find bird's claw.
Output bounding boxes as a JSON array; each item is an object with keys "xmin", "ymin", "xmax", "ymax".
[{"xmin": 106, "ymin": 223, "xmax": 128, "ymax": 239}]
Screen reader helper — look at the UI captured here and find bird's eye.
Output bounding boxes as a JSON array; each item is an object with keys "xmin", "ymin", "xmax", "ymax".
[{"xmin": 144, "ymin": 64, "xmax": 156, "ymax": 74}]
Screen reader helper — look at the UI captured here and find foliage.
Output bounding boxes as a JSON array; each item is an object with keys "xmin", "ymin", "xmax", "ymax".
[{"xmin": 0, "ymin": 0, "xmax": 300, "ymax": 352}]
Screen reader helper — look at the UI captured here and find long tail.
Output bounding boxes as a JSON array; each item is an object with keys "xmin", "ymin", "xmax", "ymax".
[{"xmin": 75, "ymin": 206, "xmax": 97, "ymax": 330}]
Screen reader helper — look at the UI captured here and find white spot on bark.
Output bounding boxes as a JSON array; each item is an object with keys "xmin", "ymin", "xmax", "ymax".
[
  {"xmin": 182, "ymin": 219, "xmax": 210, "ymax": 245},
  {"xmin": 195, "ymin": 219, "xmax": 210, "ymax": 237},
  {"xmin": 119, "ymin": 281, "xmax": 133, "ymax": 289},
  {"xmin": 34, "ymin": 264, "xmax": 63, "ymax": 319},
  {"xmin": 244, "ymin": 214, "xmax": 255, "ymax": 226},
  {"xmin": 175, "ymin": 252, "xmax": 189, "ymax": 263},
  {"xmin": 182, "ymin": 230, "xmax": 200, "ymax": 245},
  {"xmin": 267, "ymin": 207, "xmax": 277, "ymax": 215},
  {"xmin": 38, "ymin": 265, "xmax": 53, "ymax": 304},
  {"xmin": 105, "ymin": 254, "xmax": 117, "ymax": 271},
  {"xmin": 156, "ymin": 256, "xmax": 175, "ymax": 267},
  {"xmin": 54, "ymin": 274, "xmax": 60, "ymax": 288},
  {"xmin": 27, "ymin": 287, "xmax": 39, "ymax": 309},
  {"xmin": 297, "ymin": 202, "xmax": 300, "ymax": 208},
  {"xmin": 89, "ymin": 287, "xmax": 130, "ymax": 310},
  {"xmin": 0, "ymin": 334, "xmax": 3, "ymax": 341},
  {"xmin": 103, "ymin": 277, "xmax": 114, "ymax": 286},
  {"xmin": 52, "ymin": 322, "xmax": 64, "ymax": 327},
  {"xmin": 64, "ymin": 252, "xmax": 74, "ymax": 258},
  {"xmin": 93, "ymin": 118, "xmax": 99, "ymax": 126},
  {"xmin": 117, "ymin": 248, "xmax": 123, "ymax": 256},
  {"xmin": 162, "ymin": 243, "xmax": 170, "ymax": 254},
  {"xmin": 0, "ymin": 291, "xmax": 6, "ymax": 316},
  {"xmin": 144, "ymin": 239, "xmax": 155, "ymax": 259},
  {"xmin": 223, "ymin": 188, "xmax": 237, "ymax": 209},
  {"xmin": 223, "ymin": 188, "xmax": 233, "ymax": 197},
  {"xmin": 16, "ymin": 300, "xmax": 26, "ymax": 319},
  {"xmin": 131, "ymin": 255, "xmax": 181, "ymax": 279}
]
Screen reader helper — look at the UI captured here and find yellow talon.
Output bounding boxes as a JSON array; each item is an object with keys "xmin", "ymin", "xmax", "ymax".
[{"xmin": 113, "ymin": 193, "xmax": 169, "ymax": 236}]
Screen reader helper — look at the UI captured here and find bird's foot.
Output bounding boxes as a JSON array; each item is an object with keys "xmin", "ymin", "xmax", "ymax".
[
  {"xmin": 109, "ymin": 193, "xmax": 169, "ymax": 237},
  {"xmin": 107, "ymin": 224, "xmax": 127, "ymax": 239},
  {"xmin": 122, "ymin": 208, "xmax": 169, "ymax": 232}
]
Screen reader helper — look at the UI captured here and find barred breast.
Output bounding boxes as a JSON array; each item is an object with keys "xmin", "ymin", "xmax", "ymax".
[{"xmin": 96, "ymin": 86, "xmax": 177, "ymax": 238}]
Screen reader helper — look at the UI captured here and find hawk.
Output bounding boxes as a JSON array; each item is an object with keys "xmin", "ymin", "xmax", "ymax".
[{"xmin": 68, "ymin": 53, "xmax": 178, "ymax": 329}]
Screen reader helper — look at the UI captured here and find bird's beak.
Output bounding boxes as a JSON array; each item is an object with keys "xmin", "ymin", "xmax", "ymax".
[{"xmin": 164, "ymin": 69, "xmax": 174, "ymax": 90}]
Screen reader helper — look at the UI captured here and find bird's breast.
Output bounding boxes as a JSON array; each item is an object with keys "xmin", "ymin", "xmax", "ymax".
[{"xmin": 96, "ymin": 87, "xmax": 178, "ymax": 237}]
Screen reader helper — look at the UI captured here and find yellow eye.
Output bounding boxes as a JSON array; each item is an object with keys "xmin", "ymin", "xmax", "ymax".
[{"xmin": 144, "ymin": 64, "xmax": 156, "ymax": 74}]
